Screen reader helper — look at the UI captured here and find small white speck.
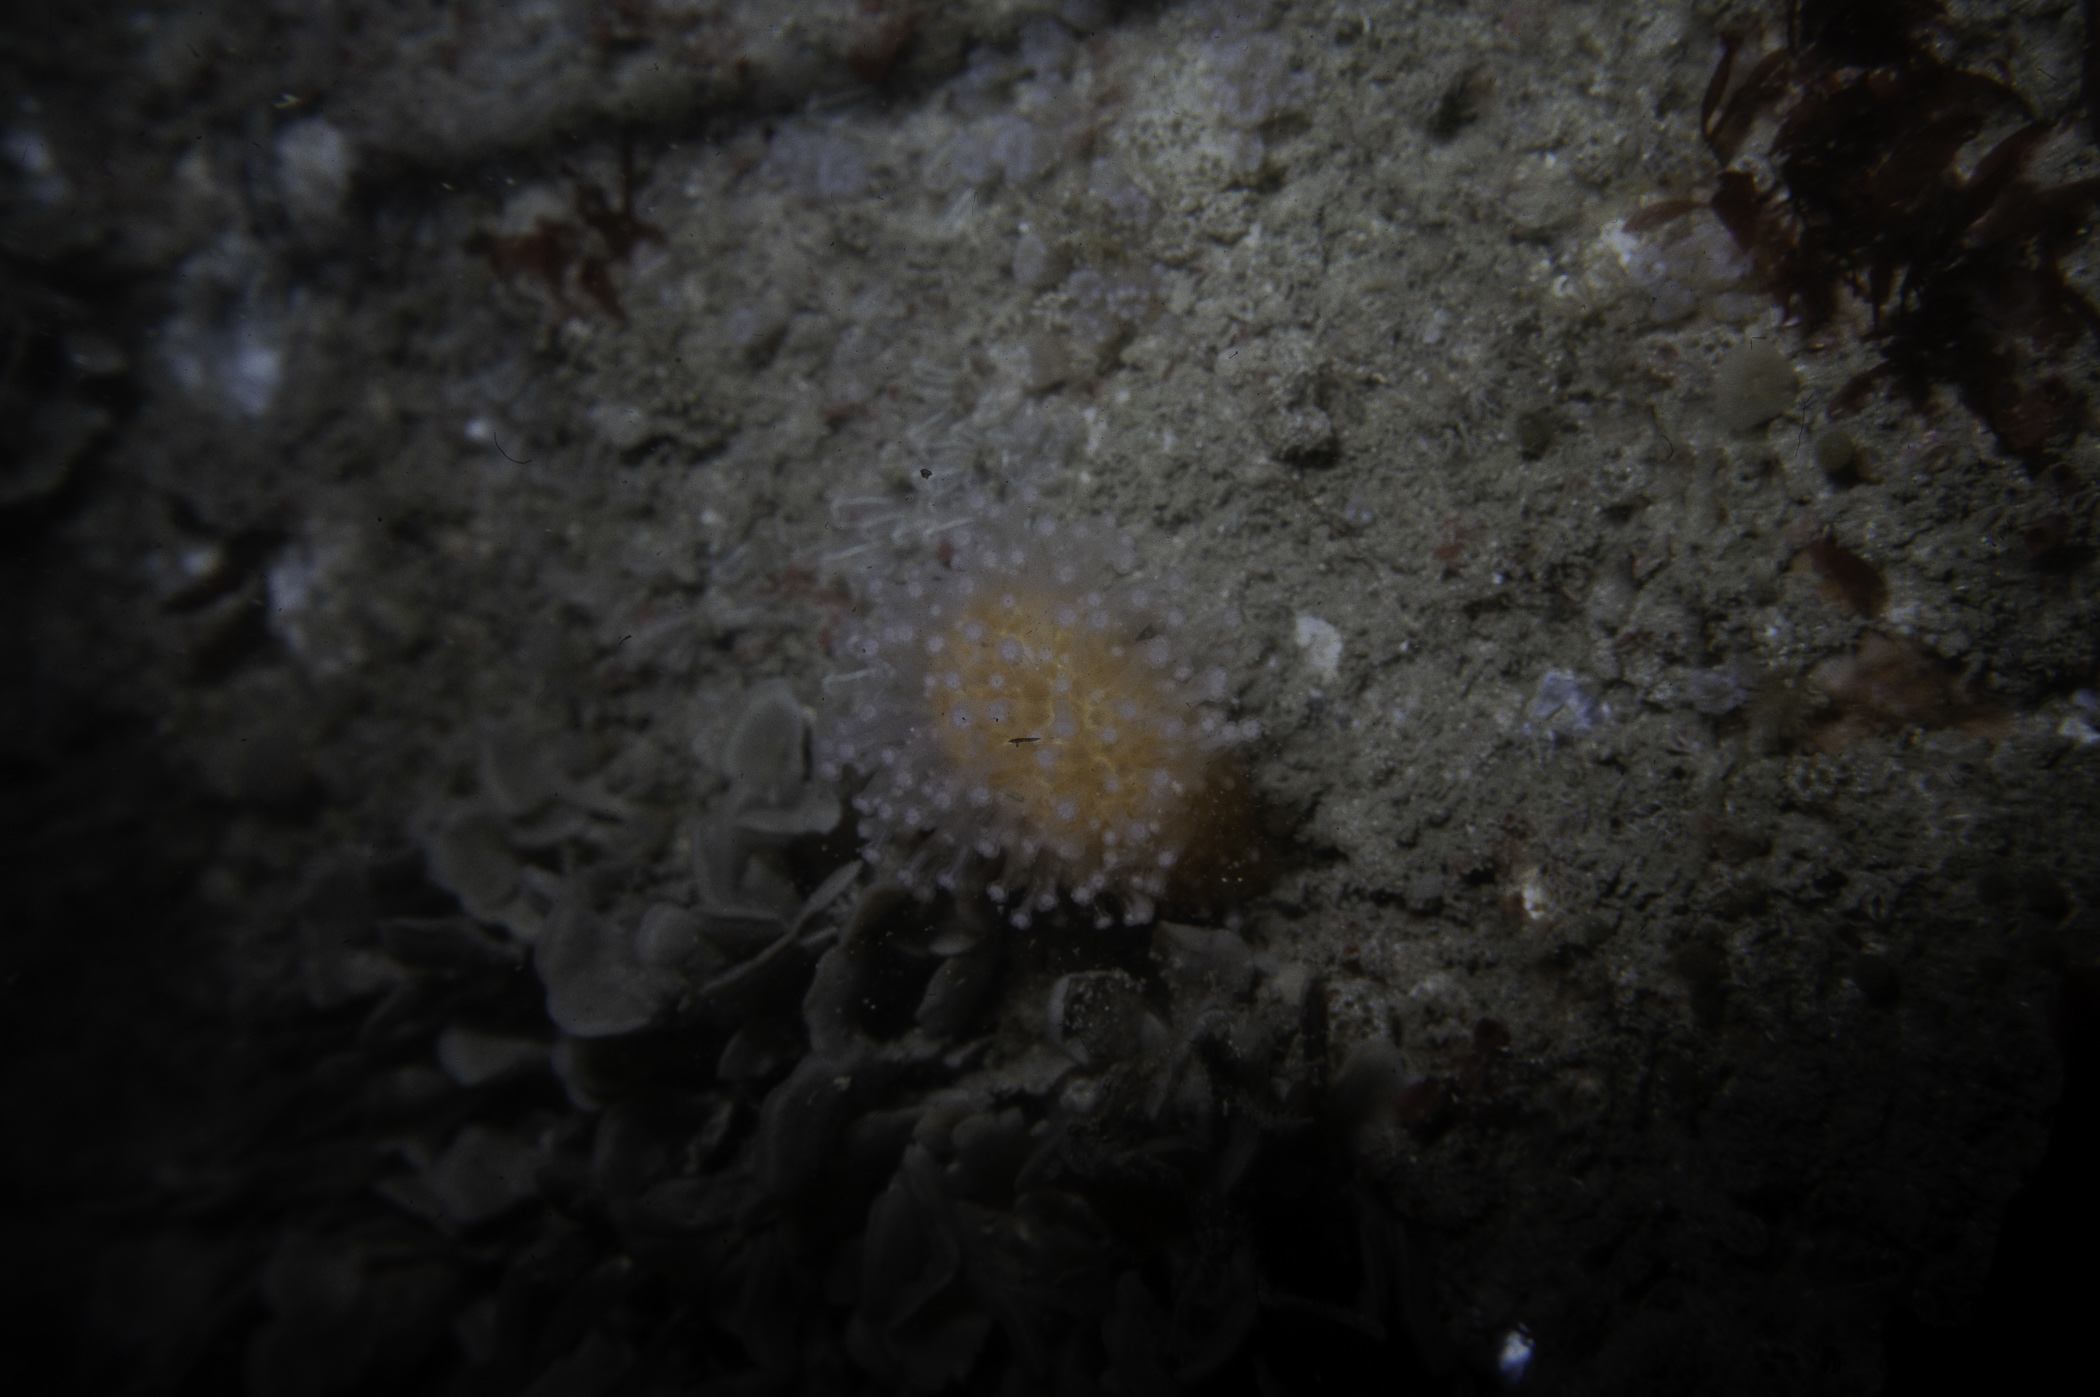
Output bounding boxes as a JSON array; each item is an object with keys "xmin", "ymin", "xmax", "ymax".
[
  {"xmin": 1497, "ymin": 1327, "xmax": 1534, "ymax": 1386},
  {"xmin": 1294, "ymin": 613, "xmax": 1343, "ymax": 681},
  {"xmin": 1517, "ymin": 867, "xmax": 1549, "ymax": 922}
]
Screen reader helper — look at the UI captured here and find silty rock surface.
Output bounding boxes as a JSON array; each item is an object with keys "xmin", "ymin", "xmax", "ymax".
[{"xmin": 6, "ymin": 2, "xmax": 2095, "ymax": 1393}]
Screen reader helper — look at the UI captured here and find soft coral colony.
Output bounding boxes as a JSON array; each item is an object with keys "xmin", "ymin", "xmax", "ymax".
[{"xmin": 817, "ymin": 494, "xmax": 1262, "ymax": 930}]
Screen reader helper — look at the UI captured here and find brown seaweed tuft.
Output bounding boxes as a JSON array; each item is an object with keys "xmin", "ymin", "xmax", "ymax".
[
  {"xmin": 1801, "ymin": 533, "xmax": 1889, "ymax": 616},
  {"xmin": 1808, "ymin": 632, "xmax": 2003, "ymax": 749},
  {"xmin": 1662, "ymin": 1, "xmax": 2100, "ymax": 469}
]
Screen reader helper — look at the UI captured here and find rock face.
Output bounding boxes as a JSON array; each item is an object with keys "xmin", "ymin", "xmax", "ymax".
[{"xmin": 6, "ymin": 2, "xmax": 2096, "ymax": 1396}]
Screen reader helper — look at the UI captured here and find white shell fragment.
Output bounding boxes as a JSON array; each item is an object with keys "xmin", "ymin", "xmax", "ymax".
[{"xmin": 1293, "ymin": 612, "xmax": 1343, "ymax": 681}]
